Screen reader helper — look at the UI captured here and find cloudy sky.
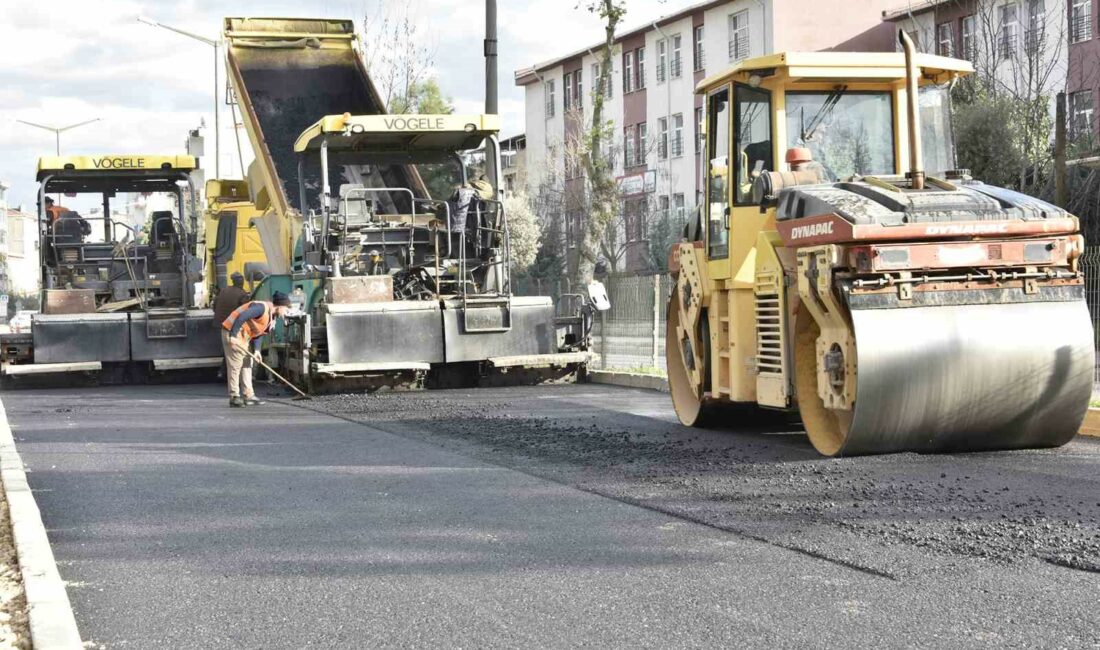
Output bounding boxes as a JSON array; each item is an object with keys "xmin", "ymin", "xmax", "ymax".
[{"xmin": 0, "ymin": 0, "xmax": 678, "ymax": 209}]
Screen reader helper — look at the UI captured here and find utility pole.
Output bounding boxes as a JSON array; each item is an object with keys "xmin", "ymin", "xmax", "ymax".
[
  {"xmin": 485, "ymin": 0, "xmax": 498, "ymax": 114},
  {"xmin": 1055, "ymin": 91, "xmax": 1067, "ymax": 209},
  {"xmin": 138, "ymin": 16, "xmax": 221, "ymax": 178}
]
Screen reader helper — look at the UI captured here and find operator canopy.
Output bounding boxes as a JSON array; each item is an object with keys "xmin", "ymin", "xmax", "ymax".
[
  {"xmin": 695, "ymin": 50, "xmax": 974, "ymax": 93},
  {"xmin": 36, "ymin": 155, "xmax": 198, "ymax": 194},
  {"xmin": 294, "ymin": 114, "xmax": 501, "ymax": 162}
]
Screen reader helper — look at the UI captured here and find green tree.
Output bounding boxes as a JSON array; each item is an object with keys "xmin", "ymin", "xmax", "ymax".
[{"xmin": 390, "ymin": 78, "xmax": 455, "ymax": 115}]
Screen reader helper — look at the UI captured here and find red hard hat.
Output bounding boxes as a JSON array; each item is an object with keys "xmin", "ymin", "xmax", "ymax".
[{"xmin": 785, "ymin": 147, "xmax": 813, "ymax": 165}]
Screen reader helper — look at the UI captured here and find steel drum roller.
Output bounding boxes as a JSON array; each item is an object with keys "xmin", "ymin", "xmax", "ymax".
[{"xmin": 821, "ymin": 299, "xmax": 1094, "ymax": 456}]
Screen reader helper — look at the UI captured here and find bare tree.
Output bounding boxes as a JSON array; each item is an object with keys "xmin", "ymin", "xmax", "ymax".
[
  {"xmin": 571, "ymin": 0, "xmax": 627, "ymax": 287},
  {"xmin": 360, "ymin": 0, "xmax": 438, "ymax": 113}
]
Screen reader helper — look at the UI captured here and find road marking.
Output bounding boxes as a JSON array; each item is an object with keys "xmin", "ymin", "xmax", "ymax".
[{"xmin": 0, "ymin": 398, "xmax": 83, "ymax": 649}]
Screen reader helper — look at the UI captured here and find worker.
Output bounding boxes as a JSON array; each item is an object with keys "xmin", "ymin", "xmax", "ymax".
[
  {"xmin": 220, "ymin": 291, "xmax": 292, "ymax": 408},
  {"xmin": 212, "ymin": 272, "xmax": 250, "ymax": 330},
  {"xmin": 43, "ymin": 197, "xmax": 67, "ymax": 223}
]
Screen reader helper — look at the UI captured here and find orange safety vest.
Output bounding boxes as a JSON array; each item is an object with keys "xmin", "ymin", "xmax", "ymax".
[{"xmin": 222, "ymin": 300, "xmax": 274, "ymax": 343}]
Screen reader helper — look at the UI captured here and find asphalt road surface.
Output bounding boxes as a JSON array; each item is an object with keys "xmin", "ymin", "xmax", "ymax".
[{"xmin": 3, "ymin": 382, "xmax": 1099, "ymax": 648}]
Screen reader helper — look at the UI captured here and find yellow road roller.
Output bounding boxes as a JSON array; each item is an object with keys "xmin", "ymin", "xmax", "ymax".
[{"xmin": 667, "ymin": 33, "xmax": 1094, "ymax": 456}]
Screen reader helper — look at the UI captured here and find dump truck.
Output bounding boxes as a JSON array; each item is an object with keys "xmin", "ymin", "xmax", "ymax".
[
  {"xmin": 0, "ymin": 155, "xmax": 222, "ymax": 381},
  {"xmin": 667, "ymin": 34, "xmax": 1094, "ymax": 456},
  {"xmin": 202, "ymin": 178, "xmax": 269, "ymax": 300},
  {"xmin": 223, "ymin": 17, "xmax": 597, "ymax": 392}
]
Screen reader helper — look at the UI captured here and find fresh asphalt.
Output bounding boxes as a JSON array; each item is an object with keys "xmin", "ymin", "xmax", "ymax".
[{"xmin": 3, "ymin": 383, "xmax": 1099, "ymax": 648}]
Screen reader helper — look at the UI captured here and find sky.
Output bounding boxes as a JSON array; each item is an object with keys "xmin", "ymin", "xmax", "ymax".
[{"xmin": 0, "ymin": 0, "xmax": 679, "ymax": 210}]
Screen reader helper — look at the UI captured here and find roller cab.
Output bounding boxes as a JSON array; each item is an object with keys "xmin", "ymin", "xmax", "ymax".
[{"xmin": 667, "ymin": 40, "xmax": 1093, "ymax": 456}]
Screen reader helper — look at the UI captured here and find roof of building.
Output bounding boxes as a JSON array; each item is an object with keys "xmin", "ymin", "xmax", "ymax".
[
  {"xmin": 695, "ymin": 50, "xmax": 973, "ymax": 93},
  {"xmin": 515, "ymin": 0, "xmax": 729, "ymax": 85},
  {"xmin": 881, "ymin": 1, "xmax": 944, "ymax": 22}
]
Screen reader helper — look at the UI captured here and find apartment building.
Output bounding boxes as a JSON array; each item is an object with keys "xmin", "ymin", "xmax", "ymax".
[
  {"xmin": 516, "ymin": 0, "xmax": 898, "ymax": 273},
  {"xmin": 885, "ymin": 1, "xmax": 1069, "ymax": 131},
  {"xmin": 1068, "ymin": 0, "xmax": 1100, "ymax": 141},
  {"xmin": 500, "ymin": 134, "xmax": 528, "ymax": 195}
]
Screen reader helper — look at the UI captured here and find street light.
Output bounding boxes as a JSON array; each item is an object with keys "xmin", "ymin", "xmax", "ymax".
[
  {"xmin": 15, "ymin": 118, "xmax": 102, "ymax": 155},
  {"xmin": 137, "ymin": 15, "xmax": 221, "ymax": 178}
]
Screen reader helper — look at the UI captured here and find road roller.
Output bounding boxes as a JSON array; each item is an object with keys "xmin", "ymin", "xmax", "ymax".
[{"xmin": 667, "ymin": 32, "xmax": 1094, "ymax": 456}]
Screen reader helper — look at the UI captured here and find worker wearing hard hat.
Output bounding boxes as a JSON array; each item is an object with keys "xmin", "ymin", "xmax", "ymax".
[{"xmin": 220, "ymin": 291, "xmax": 292, "ymax": 408}]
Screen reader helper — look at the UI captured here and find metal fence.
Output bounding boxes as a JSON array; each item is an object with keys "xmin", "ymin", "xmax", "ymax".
[
  {"xmin": 590, "ymin": 273, "xmax": 672, "ymax": 372},
  {"xmin": 1080, "ymin": 247, "xmax": 1100, "ymax": 389}
]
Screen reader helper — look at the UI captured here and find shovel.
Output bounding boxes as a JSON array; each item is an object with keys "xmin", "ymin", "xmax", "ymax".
[{"xmin": 232, "ymin": 340, "xmax": 312, "ymax": 401}]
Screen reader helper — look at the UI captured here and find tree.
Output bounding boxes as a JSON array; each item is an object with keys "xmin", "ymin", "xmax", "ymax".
[
  {"xmin": 360, "ymin": 1, "xmax": 438, "ymax": 114},
  {"xmin": 572, "ymin": 0, "xmax": 627, "ymax": 288},
  {"xmin": 391, "ymin": 79, "xmax": 455, "ymax": 115},
  {"xmin": 504, "ymin": 191, "xmax": 542, "ymax": 271}
]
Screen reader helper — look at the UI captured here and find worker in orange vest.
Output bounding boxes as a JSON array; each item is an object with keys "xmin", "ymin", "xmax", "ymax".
[
  {"xmin": 43, "ymin": 197, "xmax": 67, "ymax": 222},
  {"xmin": 220, "ymin": 291, "xmax": 292, "ymax": 407}
]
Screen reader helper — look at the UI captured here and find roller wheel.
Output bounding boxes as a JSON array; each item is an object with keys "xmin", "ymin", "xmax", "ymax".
[
  {"xmin": 666, "ymin": 294, "xmax": 719, "ymax": 427},
  {"xmin": 793, "ymin": 305, "xmax": 854, "ymax": 457}
]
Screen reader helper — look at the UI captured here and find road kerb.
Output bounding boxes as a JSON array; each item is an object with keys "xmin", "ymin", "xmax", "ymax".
[
  {"xmin": 0, "ymin": 399, "xmax": 82, "ymax": 649},
  {"xmin": 588, "ymin": 370, "xmax": 669, "ymax": 392},
  {"xmin": 1079, "ymin": 407, "xmax": 1100, "ymax": 438}
]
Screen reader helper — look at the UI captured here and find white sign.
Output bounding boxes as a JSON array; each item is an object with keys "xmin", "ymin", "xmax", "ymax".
[{"xmin": 616, "ymin": 170, "xmax": 656, "ymax": 197}]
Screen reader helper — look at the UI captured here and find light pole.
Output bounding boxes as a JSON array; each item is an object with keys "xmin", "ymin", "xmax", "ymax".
[
  {"xmin": 137, "ymin": 16, "xmax": 220, "ymax": 178},
  {"xmin": 15, "ymin": 118, "xmax": 102, "ymax": 155}
]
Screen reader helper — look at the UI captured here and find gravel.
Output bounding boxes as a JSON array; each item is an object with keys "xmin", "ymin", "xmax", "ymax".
[
  {"xmin": 0, "ymin": 485, "xmax": 30, "ymax": 650},
  {"xmin": 307, "ymin": 385, "xmax": 1100, "ymax": 578}
]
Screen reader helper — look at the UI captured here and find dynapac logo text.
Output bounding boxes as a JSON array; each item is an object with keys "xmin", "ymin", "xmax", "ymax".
[
  {"xmin": 925, "ymin": 223, "xmax": 1009, "ymax": 236},
  {"xmin": 789, "ymin": 222, "xmax": 834, "ymax": 239}
]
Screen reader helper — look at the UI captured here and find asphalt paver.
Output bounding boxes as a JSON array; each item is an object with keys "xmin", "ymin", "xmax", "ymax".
[{"xmin": 3, "ymin": 383, "xmax": 1099, "ymax": 648}]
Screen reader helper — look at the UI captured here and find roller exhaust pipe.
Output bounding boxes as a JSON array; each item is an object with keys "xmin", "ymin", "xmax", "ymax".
[{"xmin": 899, "ymin": 30, "xmax": 924, "ymax": 190}]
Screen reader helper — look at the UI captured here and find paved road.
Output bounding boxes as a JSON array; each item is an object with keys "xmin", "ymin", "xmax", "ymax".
[{"xmin": 3, "ymin": 383, "xmax": 1100, "ymax": 648}]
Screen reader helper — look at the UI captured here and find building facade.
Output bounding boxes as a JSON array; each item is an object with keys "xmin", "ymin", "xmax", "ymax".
[
  {"xmin": 1068, "ymin": 0, "xmax": 1100, "ymax": 141},
  {"xmin": 885, "ymin": 0, "xmax": 1069, "ymax": 134},
  {"xmin": 516, "ymin": 0, "xmax": 899, "ymax": 273}
]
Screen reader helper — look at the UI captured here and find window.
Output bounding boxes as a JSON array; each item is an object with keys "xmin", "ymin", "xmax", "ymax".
[
  {"xmin": 636, "ymin": 48, "xmax": 646, "ymax": 89},
  {"xmin": 658, "ymin": 195, "xmax": 670, "ymax": 220},
  {"xmin": 625, "ymin": 199, "xmax": 647, "ymax": 241},
  {"xmin": 638, "ymin": 122, "xmax": 648, "ymax": 165},
  {"xmin": 563, "ymin": 72, "xmax": 573, "ymax": 110},
  {"xmin": 706, "ymin": 88, "xmax": 730, "ymax": 259},
  {"xmin": 658, "ymin": 116, "xmax": 669, "ymax": 160},
  {"xmin": 786, "ymin": 91, "xmax": 895, "ymax": 181},
  {"xmin": 937, "ymin": 23, "xmax": 953, "ymax": 56},
  {"xmin": 671, "ymin": 113, "xmax": 684, "ymax": 157},
  {"xmin": 624, "ymin": 51, "xmax": 635, "ymax": 93},
  {"xmin": 734, "ymin": 85, "xmax": 772, "ymax": 205},
  {"xmin": 624, "ymin": 126, "xmax": 636, "ymax": 168},
  {"xmin": 961, "ymin": 15, "xmax": 976, "ymax": 59},
  {"xmin": 694, "ymin": 25, "xmax": 705, "ymax": 72},
  {"xmin": 695, "ymin": 106, "xmax": 704, "ymax": 153},
  {"xmin": 1000, "ymin": 3, "xmax": 1019, "ymax": 59},
  {"xmin": 574, "ymin": 69, "xmax": 583, "ymax": 108},
  {"xmin": 673, "ymin": 193, "xmax": 685, "ymax": 220},
  {"xmin": 545, "ymin": 79, "xmax": 556, "ymax": 117},
  {"xmin": 1070, "ymin": 90, "xmax": 1095, "ymax": 140},
  {"xmin": 592, "ymin": 62, "xmax": 612, "ymax": 99},
  {"xmin": 729, "ymin": 11, "xmax": 749, "ymax": 60},
  {"xmin": 671, "ymin": 34, "xmax": 683, "ymax": 78},
  {"xmin": 1072, "ymin": 0, "xmax": 1092, "ymax": 43},
  {"xmin": 1025, "ymin": 0, "xmax": 1044, "ymax": 54},
  {"xmin": 657, "ymin": 39, "xmax": 667, "ymax": 83},
  {"xmin": 566, "ymin": 212, "xmax": 576, "ymax": 249}
]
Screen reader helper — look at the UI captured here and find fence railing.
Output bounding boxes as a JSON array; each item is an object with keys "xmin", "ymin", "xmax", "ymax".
[{"xmin": 1080, "ymin": 247, "xmax": 1100, "ymax": 389}]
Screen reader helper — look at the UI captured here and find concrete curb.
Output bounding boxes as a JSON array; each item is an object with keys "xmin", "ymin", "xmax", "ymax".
[
  {"xmin": 0, "ymin": 399, "xmax": 82, "ymax": 649},
  {"xmin": 1079, "ymin": 407, "xmax": 1100, "ymax": 438},
  {"xmin": 588, "ymin": 370, "xmax": 669, "ymax": 393}
]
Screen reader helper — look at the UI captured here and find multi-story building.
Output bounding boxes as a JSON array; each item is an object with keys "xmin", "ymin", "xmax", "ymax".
[
  {"xmin": 500, "ymin": 134, "xmax": 528, "ymax": 194},
  {"xmin": 4, "ymin": 204, "xmax": 39, "ymax": 300},
  {"xmin": 884, "ymin": 1, "xmax": 1068, "ymax": 128},
  {"xmin": 1068, "ymin": 0, "xmax": 1100, "ymax": 141},
  {"xmin": 0, "ymin": 182, "xmax": 9, "ymax": 298},
  {"xmin": 516, "ymin": 0, "xmax": 900, "ymax": 273}
]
